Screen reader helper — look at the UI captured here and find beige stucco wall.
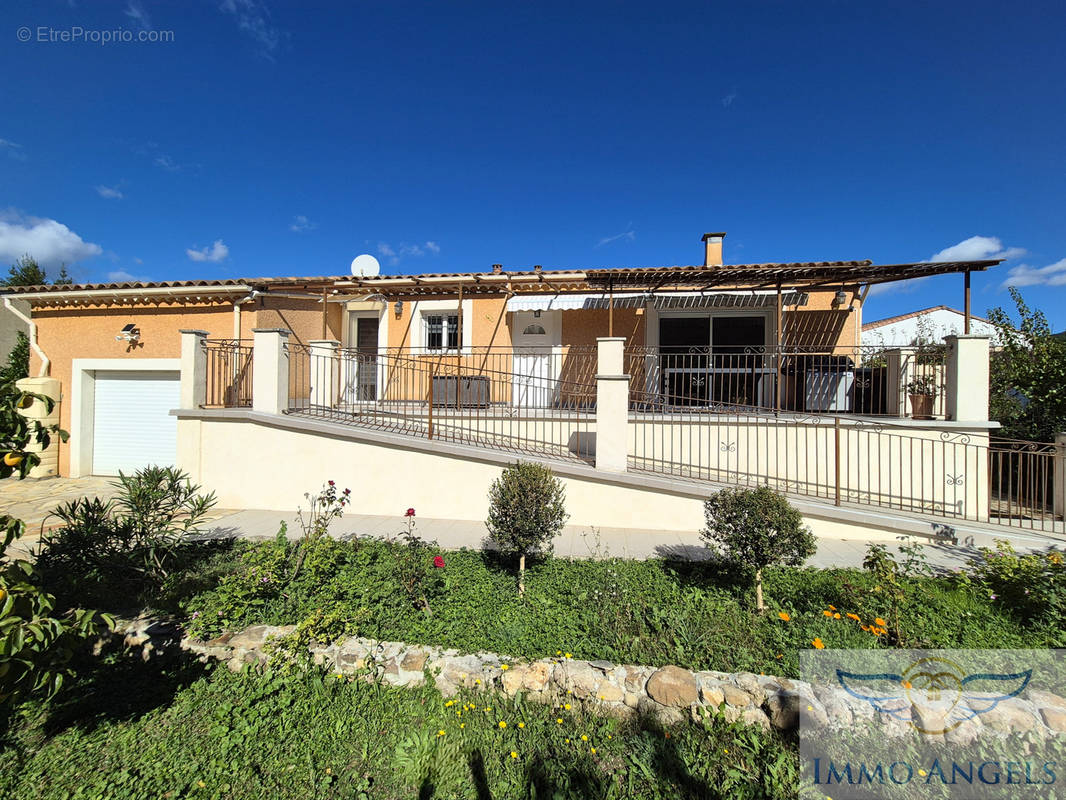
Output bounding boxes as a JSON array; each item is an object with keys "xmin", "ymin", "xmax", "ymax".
[
  {"xmin": 176, "ymin": 413, "xmax": 931, "ymax": 541},
  {"xmin": 31, "ymin": 301, "xmax": 256, "ymax": 476}
]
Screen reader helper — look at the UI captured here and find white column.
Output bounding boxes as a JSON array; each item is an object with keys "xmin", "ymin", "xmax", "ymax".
[
  {"xmin": 595, "ymin": 337, "xmax": 629, "ymax": 473},
  {"xmin": 14, "ymin": 376, "xmax": 61, "ymax": 478},
  {"xmin": 252, "ymin": 328, "xmax": 290, "ymax": 415},
  {"xmin": 309, "ymin": 339, "xmax": 340, "ymax": 409},
  {"xmin": 179, "ymin": 329, "xmax": 209, "ymax": 409},
  {"xmin": 944, "ymin": 335, "xmax": 990, "ymax": 422}
]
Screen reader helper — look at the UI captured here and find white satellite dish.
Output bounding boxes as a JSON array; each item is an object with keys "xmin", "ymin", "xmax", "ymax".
[{"xmin": 350, "ymin": 254, "xmax": 381, "ymax": 277}]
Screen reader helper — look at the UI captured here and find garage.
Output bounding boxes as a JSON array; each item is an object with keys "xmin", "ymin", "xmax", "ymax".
[{"xmin": 91, "ymin": 370, "xmax": 180, "ymax": 476}]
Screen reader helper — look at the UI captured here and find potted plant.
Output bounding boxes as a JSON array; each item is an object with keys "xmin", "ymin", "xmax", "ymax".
[{"xmin": 906, "ymin": 374, "xmax": 937, "ymax": 419}]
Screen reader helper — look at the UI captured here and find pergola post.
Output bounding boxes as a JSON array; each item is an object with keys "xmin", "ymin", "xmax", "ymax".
[{"xmin": 964, "ymin": 270, "xmax": 972, "ymax": 335}]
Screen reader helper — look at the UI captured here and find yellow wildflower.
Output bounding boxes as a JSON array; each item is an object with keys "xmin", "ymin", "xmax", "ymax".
[
  {"xmin": 590, "ymin": 747, "xmax": 596, "ymax": 754},
  {"xmin": 460, "ymin": 723, "xmax": 465, "ymax": 729},
  {"xmin": 325, "ymin": 768, "xmax": 332, "ymax": 775},
  {"xmin": 499, "ymin": 721, "xmax": 507, "ymax": 729},
  {"xmin": 581, "ymin": 735, "xmax": 588, "ymax": 742},
  {"xmin": 437, "ymin": 730, "xmax": 446, "ymax": 737},
  {"xmin": 565, "ymin": 652, "xmax": 572, "ymax": 659},
  {"xmin": 511, "ymin": 751, "xmax": 518, "ymax": 759},
  {"xmin": 197, "ymin": 781, "xmax": 206, "ymax": 789},
  {"xmin": 501, "ymin": 664, "xmax": 510, "ymax": 671},
  {"xmin": 517, "ymin": 722, "xmax": 525, "ymax": 729},
  {"xmin": 556, "ymin": 718, "xmax": 563, "ymax": 724},
  {"xmin": 564, "ymin": 703, "xmax": 572, "ymax": 711}
]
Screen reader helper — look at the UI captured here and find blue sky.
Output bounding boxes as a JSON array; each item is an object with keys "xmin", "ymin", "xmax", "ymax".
[{"xmin": 2, "ymin": 0, "xmax": 1065, "ymax": 328}]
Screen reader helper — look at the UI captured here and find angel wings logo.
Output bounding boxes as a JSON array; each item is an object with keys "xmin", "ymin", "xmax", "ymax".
[{"xmin": 837, "ymin": 656, "xmax": 1032, "ymax": 735}]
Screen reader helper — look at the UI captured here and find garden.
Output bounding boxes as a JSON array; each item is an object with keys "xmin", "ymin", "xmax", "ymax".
[{"xmin": 0, "ymin": 451, "xmax": 1063, "ymax": 798}]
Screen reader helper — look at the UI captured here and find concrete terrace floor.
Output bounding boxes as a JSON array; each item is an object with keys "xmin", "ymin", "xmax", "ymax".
[{"xmin": 1, "ymin": 477, "xmax": 1060, "ymax": 570}]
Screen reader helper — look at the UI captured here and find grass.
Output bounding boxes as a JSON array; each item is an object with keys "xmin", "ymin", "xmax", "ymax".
[
  {"xmin": 39, "ymin": 527, "xmax": 1057, "ymax": 680},
  {"xmin": 0, "ymin": 652, "xmax": 797, "ymax": 800}
]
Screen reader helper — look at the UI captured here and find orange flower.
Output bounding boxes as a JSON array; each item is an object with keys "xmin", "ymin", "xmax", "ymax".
[
  {"xmin": 860, "ymin": 624, "xmax": 871, "ymax": 632},
  {"xmin": 875, "ymin": 617, "xmax": 887, "ymax": 627},
  {"xmin": 832, "ymin": 613, "xmax": 841, "ymax": 619},
  {"xmin": 778, "ymin": 611, "xmax": 791, "ymax": 621},
  {"xmin": 846, "ymin": 613, "xmax": 860, "ymax": 621},
  {"xmin": 823, "ymin": 610, "xmax": 833, "ymax": 617},
  {"xmin": 812, "ymin": 638, "xmax": 826, "ymax": 649},
  {"xmin": 828, "ymin": 605, "xmax": 837, "ymax": 611}
]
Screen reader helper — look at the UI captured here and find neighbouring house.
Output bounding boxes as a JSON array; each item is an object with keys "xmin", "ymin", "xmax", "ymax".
[
  {"xmin": 10, "ymin": 232, "xmax": 1052, "ymax": 545},
  {"xmin": 862, "ymin": 305, "xmax": 1000, "ymax": 346}
]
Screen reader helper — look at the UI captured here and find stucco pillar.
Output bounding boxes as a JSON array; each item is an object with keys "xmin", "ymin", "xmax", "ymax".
[
  {"xmin": 179, "ymin": 329, "xmax": 209, "ymax": 409},
  {"xmin": 308, "ymin": 339, "xmax": 340, "ymax": 409},
  {"xmin": 944, "ymin": 335, "xmax": 990, "ymax": 422},
  {"xmin": 884, "ymin": 348, "xmax": 903, "ymax": 416},
  {"xmin": 595, "ymin": 337, "xmax": 629, "ymax": 473},
  {"xmin": 1055, "ymin": 432, "xmax": 1066, "ymax": 521},
  {"xmin": 15, "ymin": 376, "xmax": 61, "ymax": 478},
  {"xmin": 252, "ymin": 328, "xmax": 291, "ymax": 415}
]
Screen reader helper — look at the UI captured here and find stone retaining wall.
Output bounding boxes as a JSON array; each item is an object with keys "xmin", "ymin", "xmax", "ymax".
[{"xmin": 113, "ymin": 617, "xmax": 1066, "ymax": 739}]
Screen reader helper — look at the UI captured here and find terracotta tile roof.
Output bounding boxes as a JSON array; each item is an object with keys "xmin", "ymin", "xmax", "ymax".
[{"xmin": 863, "ymin": 305, "xmax": 994, "ymax": 330}]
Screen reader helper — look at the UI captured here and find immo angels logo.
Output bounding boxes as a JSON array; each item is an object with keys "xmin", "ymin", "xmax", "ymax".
[{"xmin": 837, "ymin": 657, "xmax": 1031, "ymax": 735}]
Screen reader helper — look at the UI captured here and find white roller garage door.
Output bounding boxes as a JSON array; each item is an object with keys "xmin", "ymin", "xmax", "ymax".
[{"xmin": 92, "ymin": 370, "xmax": 180, "ymax": 476}]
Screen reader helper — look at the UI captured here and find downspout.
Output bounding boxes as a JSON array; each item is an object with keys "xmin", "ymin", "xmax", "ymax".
[
  {"xmin": 4, "ymin": 297, "xmax": 48, "ymax": 377},
  {"xmin": 233, "ymin": 291, "xmax": 259, "ymax": 340}
]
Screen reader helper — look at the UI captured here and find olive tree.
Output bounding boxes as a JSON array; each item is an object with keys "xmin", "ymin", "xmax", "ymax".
[
  {"xmin": 701, "ymin": 486, "xmax": 815, "ymax": 612},
  {"xmin": 486, "ymin": 462, "xmax": 568, "ymax": 595}
]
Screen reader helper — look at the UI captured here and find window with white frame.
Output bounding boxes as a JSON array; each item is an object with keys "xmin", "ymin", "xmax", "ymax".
[{"xmin": 424, "ymin": 313, "xmax": 461, "ymax": 351}]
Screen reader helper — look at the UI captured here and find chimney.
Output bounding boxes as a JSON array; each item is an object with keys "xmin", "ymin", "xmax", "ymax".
[
  {"xmin": 533, "ymin": 264, "xmax": 543, "ymax": 273},
  {"xmin": 701, "ymin": 232, "xmax": 726, "ymax": 266},
  {"xmin": 491, "ymin": 263, "xmax": 503, "ymax": 274}
]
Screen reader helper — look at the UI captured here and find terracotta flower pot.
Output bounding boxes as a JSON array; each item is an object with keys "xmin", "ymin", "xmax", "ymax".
[{"xmin": 909, "ymin": 393, "xmax": 934, "ymax": 420}]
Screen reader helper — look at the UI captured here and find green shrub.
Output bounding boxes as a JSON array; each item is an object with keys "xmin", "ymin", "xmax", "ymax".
[
  {"xmin": 0, "ymin": 515, "xmax": 110, "ymax": 707},
  {"xmin": 486, "ymin": 462, "xmax": 568, "ymax": 594},
  {"xmin": 0, "ymin": 332, "xmax": 29, "ymax": 386},
  {"xmin": 701, "ymin": 487, "xmax": 815, "ymax": 611},
  {"xmin": 37, "ymin": 466, "xmax": 216, "ymax": 609},
  {"xmin": 964, "ymin": 540, "xmax": 1066, "ymax": 624}
]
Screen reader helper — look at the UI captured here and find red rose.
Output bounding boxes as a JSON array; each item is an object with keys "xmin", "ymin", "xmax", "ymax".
[
  {"xmin": 328, "ymin": 480, "xmax": 335, "ymax": 487},
  {"xmin": 433, "ymin": 556, "xmax": 445, "ymax": 568},
  {"xmin": 405, "ymin": 508, "xmax": 416, "ymax": 517}
]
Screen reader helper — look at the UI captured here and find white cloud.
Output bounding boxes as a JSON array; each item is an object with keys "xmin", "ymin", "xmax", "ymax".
[
  {"xmin": 124, "ymin": 1, "xmax": 152, "ymax": 31},
  {"xmin": 289, "ymin": 214, "xmax": 316, "ymax": 233},
  {"xmin": 0, "ymin": 211, "xmax": 103, "ymax": 270},
  {"xmin": 0, "ymin": 139, "xmax": 26, "ymax": 161},
  {"xmin": 376, "ymin": 240, "xmax": 440, "ymax": 266},
  {"xmin": 219, "ymin": 0, "xmax": 282, "ymax": 58},
  {"xmin": 1001, "ymin": 258, "xmax": 1066, "ymax": 288},
  {"xmin": 154, "ymin": 155, "xmax": 180, "ymax": 172},
  {"xmin": 133, "ymin": 257, "xmax": 144, "ymax": 265},
  {"xmin": 186, "ymin": 239, "xmax": 229, "ymax": 263},
  {"xmin": 95, "ymin": 184, "xmax": 123, "ymax": 199},
  {"xmin": 596, "ymin": 224, "xmax": 636, "ymax": 248},
  {"xmin": 929, "ymin": 235, "xmax": 1025, "ymax": 263},
  {"xmin": 721, "ymin": 91, "xmax": 737, "ymax": 108},
  {"xmin": 871, "ymin": 234, "xmax": 1029, "ymax": 297},
  {"xmin": 106, "ymin": 269, "xmax": 146, "ymax": 282}
]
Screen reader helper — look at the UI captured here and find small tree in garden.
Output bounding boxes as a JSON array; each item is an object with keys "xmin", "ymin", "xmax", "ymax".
[
  {"xmin": 701, "ymin": 486, "xmax": 815, "ymax": 612},
  {"xmin": 486, "ymin": 462, "xmax": 568, "ymax": 595}
]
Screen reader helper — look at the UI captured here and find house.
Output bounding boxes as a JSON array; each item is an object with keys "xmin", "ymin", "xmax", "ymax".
[
  {"xmin": 2, "ymin": 232, "xmax": 1008, "ymax": 533},
  {"xmin": 862, "ymin": 305, "xmax": 1000, "ymax": 346}
]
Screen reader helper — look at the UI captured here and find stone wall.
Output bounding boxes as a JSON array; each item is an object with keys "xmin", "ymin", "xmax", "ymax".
[{"xmin": 113, "ymin": 617, "xmax": 1066, "ymax": 739}]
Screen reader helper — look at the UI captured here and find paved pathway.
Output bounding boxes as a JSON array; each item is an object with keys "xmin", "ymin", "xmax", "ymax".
[
  {"xmin": 3, "ymin": 478, "xmax": 1060, "ymax": 570},
  {"xmin": 200, "ymin": 509, "xmax": 1006, "ymax": 571}
]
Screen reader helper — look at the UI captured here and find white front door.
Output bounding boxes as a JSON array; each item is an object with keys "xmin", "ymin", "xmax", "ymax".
[{"xmin": 511, "ymin": 311, "xmax": 558, "ymax": 409}]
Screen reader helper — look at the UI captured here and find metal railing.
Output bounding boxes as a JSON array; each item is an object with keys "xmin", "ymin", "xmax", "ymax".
[
  {"xmin": 624, "ymin": 344, "xmax": 947, "ymax": 418},
  {"xmin": 285, "ymin": 343, "xmax": 598, "ymax": 463},
  {"xmin": 989, "ymin": 438, "xmax": 1065, "ymax": 532},
  {"xmin": 202, "ymin": 339, "xmax": 253, "ymax": 408}
]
